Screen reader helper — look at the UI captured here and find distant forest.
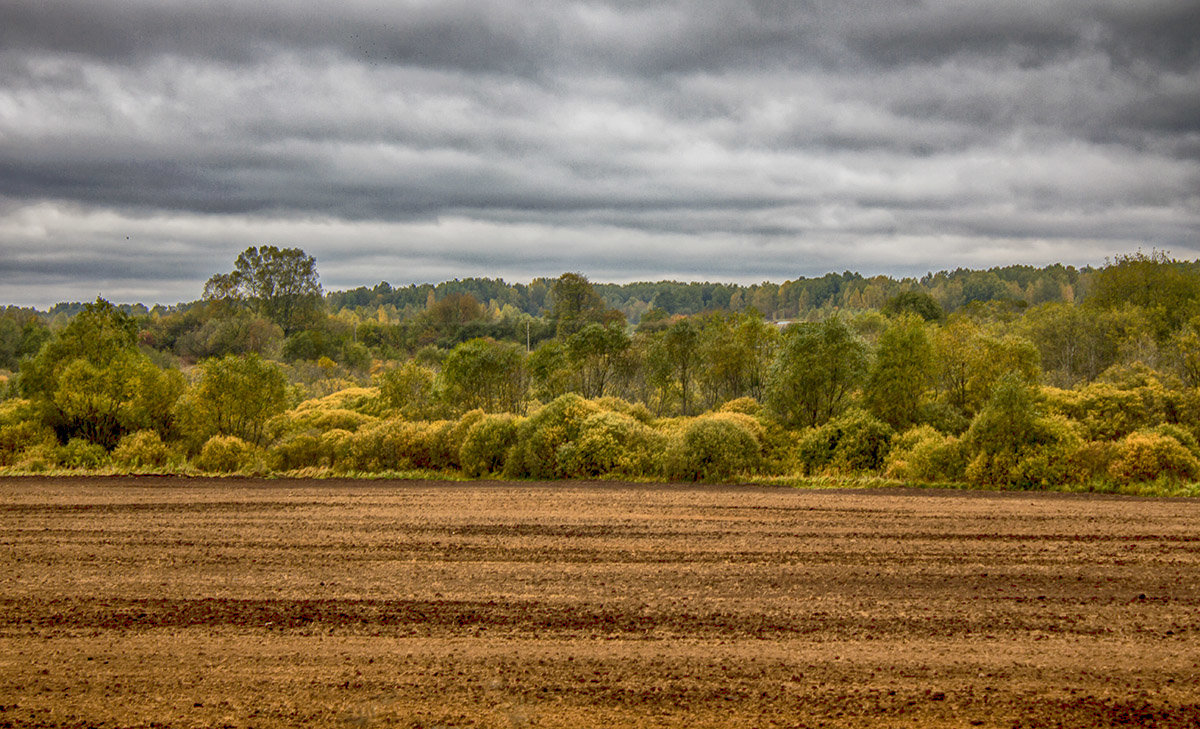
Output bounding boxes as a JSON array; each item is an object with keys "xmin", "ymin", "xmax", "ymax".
[
  {"xmin": 5, "ymin": 259, "xmax": 1132, "ymax": 367},
  {"xmin": 3, "ymin": 250, "xmax": 1200, "ymax": 491}
]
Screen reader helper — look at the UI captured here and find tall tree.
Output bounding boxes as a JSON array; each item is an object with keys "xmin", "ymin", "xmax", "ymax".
[
  {"xmin": 865, "ymin": 315, "xmax": 933, "ymax": 430},
  {"xmin": 646, "ymin": 318, "xmax": 701, "ymax": 415},
  {"xmin": 565, "ymin": 323, "xmax": 631, "ymax": 398},
  {"xmin": 696, "ymin": 311, "xmax": 779, "ymax": 409},
  {"xmin": 181, "ymin": 354, "xmax": 288, "ymax": 447},
  {"xmin": 204, "ymin": 246, "xmax": 324, "ymax": 336},
  {"xmin": 1085, "ymin": 251, "xmax": 1200, "ymax": 338},
  {"xmin": 767, "ymin": 317, "xmax": 868, "ymax": 428},
  {"xmin": 440, "ymin": 338, "xmax": 527, "ymax": 414},
  {"xmin": 549, "ymin": 273, "xmax": 615, "ymax": 338},
  {"xmin": 19, "ymin": 298, "xmax": 182, "ymax": 447}
]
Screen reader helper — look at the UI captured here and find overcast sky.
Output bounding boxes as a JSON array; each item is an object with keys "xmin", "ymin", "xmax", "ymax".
[{"xmin": 2, "ymin": 0, "xmax": 1198, "ymax": 307}]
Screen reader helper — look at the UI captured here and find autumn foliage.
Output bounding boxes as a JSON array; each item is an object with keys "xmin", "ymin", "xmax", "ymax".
[{"xmin": 4, "ymin": 253, "xmax": 1200, "ymax": 491}]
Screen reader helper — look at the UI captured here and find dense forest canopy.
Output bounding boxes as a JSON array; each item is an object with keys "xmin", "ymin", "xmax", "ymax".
[{"xmin": 3, "ymin": 249, "xmax": 1200, "ymax": 491}]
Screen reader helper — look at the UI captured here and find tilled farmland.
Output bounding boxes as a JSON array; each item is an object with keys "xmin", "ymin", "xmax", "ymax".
[{"xmin": 1, "ymin": 477, "xmax": 1198, "ymax": 728}]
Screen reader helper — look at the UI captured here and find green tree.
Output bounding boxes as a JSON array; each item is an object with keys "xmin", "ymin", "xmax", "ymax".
[
  {"xmin": 1168, "ymin": 319, "xmax": 1200, "ymax": 388},
  {"xmin": 766, "ymin": 317, "xmax": 868, "ymax": 428},
  {"xmin": 19, "ymin": 298, "xmax": 183, "ymax": 448},
  {"xmin": 0, "ymin": 317, "xmax": 21, "ymax": 371},
  {"xmin": 865, "ymin": 315, "xmax": 933, "ymax": 430},
  {"xmin": 175, "ymin": 311, "xmax": 283, "ymax": 361},
  {"xmin": 696, "ymin": 311, "xmax": 779, "ymax": 409},
  {"xmin": 181, "ymin": 354, "xmax": 289, "ymax": 447},
  {"xmin": 1085, "ymin": 251, "xmax": 1200, "ymax": 339},
  {"xmin": 527, "ymin": 339, "xmax": 574, "ymax": 403},
  {"xmin": 204, "ymin": 246, "xmax": 324, "ymax": 336},
  {"xmin": 550, "ymin": 273, "xmax": 616, "ymax": 338},
  {"xmin": 882, "ymin": 291, "xmax": 943, "ymax": 321},
  {"xmin": 646, "ymin": 318, "xmax": 701, "ymax": 415},
  {"xmin": 439, "ymin": 338, "xmax": 527, "ymax": 413},
  {"xmin": 565, "ymin": 323, "xmax": 630, "ymax": 398},
  {"xmin": 19, "ymin": 298, "xmax": 137, "ymax": 398},
  {"xmin": 377, "ymin": 360, "xmax": 438, "ymax": 419},
  {"xmin": 932, "ymin": 317, "xmax": 1039, "ymax": 418}
]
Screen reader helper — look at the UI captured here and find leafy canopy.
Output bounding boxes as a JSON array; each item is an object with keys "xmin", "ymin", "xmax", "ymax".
[{"xmin": 205, "ymin": 246, "xmax": 323, "ymax": 335}]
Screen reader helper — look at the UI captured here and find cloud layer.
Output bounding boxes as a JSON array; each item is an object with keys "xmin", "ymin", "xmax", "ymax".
[{"xmin": 2, "ymin": 0, "xmax": 1198, "ymax": 306}]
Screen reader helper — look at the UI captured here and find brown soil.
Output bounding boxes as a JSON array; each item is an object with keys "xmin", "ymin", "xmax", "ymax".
[{"xmin": 1, "ymin": 476, "xmax": 1198, "ymax": 728}]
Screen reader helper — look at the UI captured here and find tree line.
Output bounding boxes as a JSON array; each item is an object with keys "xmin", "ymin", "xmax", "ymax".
[{"xmin": 2, "ymin": 249, "xmax": 1200, "ymax": 491}]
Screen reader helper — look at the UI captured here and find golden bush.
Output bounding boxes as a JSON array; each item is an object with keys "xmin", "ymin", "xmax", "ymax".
[
  {"xmin": 112, "ymin": 430, "xmax": 172, "ymax": 469},
  {"xmin": 665, "ymin": 414, "xmax": 761, "ymax": 482},
  {"xmin": 1108, "ymin": 431, "xmax": 1200, "ymax": 484},
  {"xmin": 557, "ymin": 410, "xmax": 665, "ymax": 478},
  {"xmin": 195, "ymin": 435, "xmax": 260, "ymax": 473},
  {"xmin": 459, "ymin": 413, "xmax": 521, "ymax": 477}
]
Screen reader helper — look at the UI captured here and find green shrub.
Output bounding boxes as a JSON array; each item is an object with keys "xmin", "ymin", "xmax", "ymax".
[
  {"xmin": 59, "ymin": 438, "xmax": 109, "ymax": 469},
  {"xmin": 665, "ymin": 413, "xmax": 761, "ymax": 481},
  {"xmin": 557, "ymin": 410, "xmax": 665, "ymax": 478},
  {"xmin": 885, "ymin": 426, "xmax": 965, "ymax": 482},
  {"xmin": 195, "ymin": 435, "xmax": 260, "ymax": 473},
  {"xmin": 268, "ymin": 433, "xmax": 324, "ymax": 471},
  {"xmin": 459, "ymin": 414, "xmax": 521, "ymax": 477},
  {"xmin": 964, "ymin": 413, "xmax": 1083, "ymax": 489},
  {"xmin": 112, "ymin": 430, "xmax": 172, "ymax": 469},
  {"xmin": 962, "ymin": 376, "xmax": 1084, "ymax": 488},
  {"xmin": 794, "ymin": 409, "xmax": 893, "ymax": 475},
  {"xmin": 1006, "ymin": 415, "xmax": 1083, "ymax": 489},
  {"xmin": 504, "ymin": 394, "xmax": 601, "ymax": 478},
  {"xmin": 916, "ymin": 399, "xmax": 970, "ymax": 435},
  {"xmin": 346, "ymin": 418, "xmax": 457, "ymax": 473}
]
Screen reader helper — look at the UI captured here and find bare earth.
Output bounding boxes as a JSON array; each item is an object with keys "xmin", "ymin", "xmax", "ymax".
[{"xmin": 1, "ymin": 477, "xmax": 1198, "ymax": 728}]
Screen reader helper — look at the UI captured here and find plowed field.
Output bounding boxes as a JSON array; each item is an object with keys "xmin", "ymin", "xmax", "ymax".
[{"xmin": 1, "ymin": 477, "xmax": 1198, "ymax": 728}]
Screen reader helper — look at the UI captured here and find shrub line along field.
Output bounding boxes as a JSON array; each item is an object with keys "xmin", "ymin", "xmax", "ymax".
[{"xmin": 2, "ymin": 477, "xmax": 1199, "ymax": 728}]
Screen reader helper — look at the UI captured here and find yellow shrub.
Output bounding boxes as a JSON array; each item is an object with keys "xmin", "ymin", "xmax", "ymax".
[
  {"xmin": 459, "ymin": 413, "xmax": 521, "ymax": 477},
  {"xmin": 557, "ymin": 410, "xmax": 666, "ymax": 478},
  {"xmin": 195, "ymin": 435, "xmax": 260, "ymax": 473},
  {"xmin": 293, "ymin": 387, "xmax": 387, "ymax": 417},
  {"xmin": 665, "ymin": 414, "xmax": 761, "ymax": 482},
  {"xmin": 321, "ymin": 429, "xmax": 355, "ymax": 471},
  {"xmin": 1109, "ymin": 431, "xmax": 1200, "ymax": 484},
  {"xmin": 595, "ymin": 396, "xmax": 654, "ymax": 424},
  {"xmin": 112, "ymin": 430, "xmax": 172, "ymax": 469},
  {"xmin": 718, "ymin": 397, "xmax": 762, "ymax": 416},
  {"xmin": 885, "ymin": 426, "xmax": 966, "ymax": 482},
  {"xmin": 267, "ymin": 407, "xmax": 377, "ymax": 440},
  {"xmin": 346, "ymin": 419, "xmax": 457, "ymax": 472},
  {"xmin": 1067, "ymin": 441, "xmax": 1119, "ymax": 482}
]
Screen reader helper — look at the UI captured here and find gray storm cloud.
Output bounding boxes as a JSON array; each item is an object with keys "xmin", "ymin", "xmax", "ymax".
[{"xmin": 0, "ymin": 0, "xmax": 1197, "ymax": 307}]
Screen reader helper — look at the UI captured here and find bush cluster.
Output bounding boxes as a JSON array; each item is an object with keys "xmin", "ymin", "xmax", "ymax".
[{"xmin": 5, "ymin": 375, "xmax": 1200, "ymax": 491}]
